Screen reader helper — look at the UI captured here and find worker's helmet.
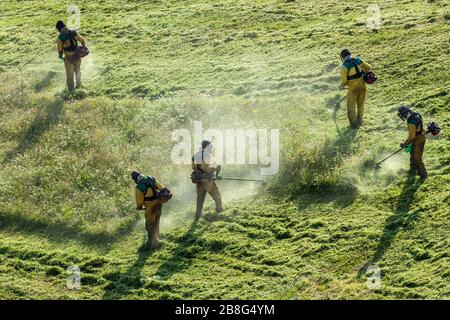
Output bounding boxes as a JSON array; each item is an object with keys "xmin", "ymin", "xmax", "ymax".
[
  {"xmin": 397, "ymin": 105, "xmax": 412, "ymax": 121},
  {"xmin": 159, "ymin": 188, "xmax": 173, "ymax": 203},
  {"xmin": 131, "ymin": 171, "xmax": 141, "ymax": 183},
  {"xmin": 201, "ymin": 140, "xmax": 211, "ymax": 149},
  {"xmin": 340, "ymin": 49, "xmax": 351, "ymax": 60},
  {"xmin": 56, "ymin": 20, "xmax": 66, "ymax": 32}
]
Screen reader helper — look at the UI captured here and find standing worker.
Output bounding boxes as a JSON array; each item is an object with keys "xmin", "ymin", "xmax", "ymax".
[
  {"xmin": 191, "ymin": 140, "xmax": 223, "ymax": 220},
  {"xmin": 56, "ymin": 20, "xmax": 86, "ymax": 93},
  {"xmin": 131, "ymin": 171, "xmax": 172, "ymax": 249},
  {"xmin": 339, "ymin": 49, "xmax": 372, "ymax": 128},
  {"xmin": 397, "ymin": 106, "xmax": 428, "ymax": 180}
]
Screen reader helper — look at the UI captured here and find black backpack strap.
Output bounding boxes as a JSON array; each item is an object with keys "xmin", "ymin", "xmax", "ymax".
[
  {"xmin": 347, "ymin": 58, "xmax": 363, "ymax": 80},
  {"xmin": 142, "ymin": 176, "xmax": 159, "ymax": 201},
  {"xmin": 415, "ymin": 113, "xmax": 424, "ymax": 133},
  {"xmin": 64, "ymin": 30, "xmax": 78, "ymax": 52},
  {"xmin": 195, "ymin": 150, "xmax": 205, "ymax": 172}
]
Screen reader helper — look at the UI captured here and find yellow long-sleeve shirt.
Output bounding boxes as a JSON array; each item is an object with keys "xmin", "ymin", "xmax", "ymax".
[
  {"xmin": 403, "ymin": 115, "xmax": 424, "ymax": 145},
  {"xmin": 340, "ymin": 57, "xmax": 371, "ymax": 88},
  {"xmin": 135, "ymin": 177, "xmax": 165, "ymax": 210}
]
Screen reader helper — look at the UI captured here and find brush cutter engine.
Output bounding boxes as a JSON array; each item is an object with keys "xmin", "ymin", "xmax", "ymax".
[
  {"xmin": 78, "ymin": 45, "xmax": 89, "ymax": 58},
  {"xmin": 426, "ymin": 122, "xmax": 441, "ymax": 136},
  {"xmin": 363, "ymin": 71, "xmax": 377, "ymax": 84},
  {"xmin": 191, "ymin": 170, "xmax": 203, "ymax": 183},
  {"xmin": 159, "ymin": 188, "xmax": 172, "ymax": 203}
]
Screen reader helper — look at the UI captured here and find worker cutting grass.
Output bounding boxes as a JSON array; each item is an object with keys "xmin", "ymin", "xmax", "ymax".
[
  {"xmin": 55, "ymin": 20, "xmax": 89, "ymax": 93},
  {"xmin": 338, "ymin": 49, "xmax": 376, "ymax": 129},
  {"xmin": 364, "ymin": 107, "xmax": 441, "ymax": 179},
  {"xmin": 132, "ymin": 171, "xmax": 172, "ymax": 249}
]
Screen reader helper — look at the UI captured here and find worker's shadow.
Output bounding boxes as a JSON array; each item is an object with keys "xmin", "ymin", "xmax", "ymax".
[
  {"xmin": 323, "ymin": 126, "xmax": 358, "ymax": 158},
  {"xmin": 358, "ymin": 175, "xmax": 423, "ymax": 277},
  {"xmin": 102, "ymin": 219, "xmax": 201, "ymax": 299},
  {"xmin": 0, "ymin": 209, "xmax": 139, "ymax": 249},
  {"xmin": 332, "ymin": 101, "xmax": 342, "ymax": 132},
  {"xmin": 34, "ymin": 71, "xmax": 57, "ymax": 92},
  {"xmin": 154, "ymin": 219, "xmax": 202, "ymax": 279},
  {"xmin": 102, "ymin": 239, "xmax": 157, "ymax": 300},
  {"xmin": 1, "ymin": 95, "xmax": 64, "ymax": 165},
  {"xmin": 328, "ymin": 94, "xmax": 346, "ymax": 133}
]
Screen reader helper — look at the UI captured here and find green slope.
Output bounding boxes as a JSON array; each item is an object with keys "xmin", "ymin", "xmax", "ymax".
[{"xmin": 0, "ymin": 0, "xmax": 449, "ymax": 299}]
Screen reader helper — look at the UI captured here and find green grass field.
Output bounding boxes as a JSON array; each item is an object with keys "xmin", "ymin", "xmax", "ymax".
[{"xmin": 0, "ymin": 0, "xmax": 449, "ymax": 299}]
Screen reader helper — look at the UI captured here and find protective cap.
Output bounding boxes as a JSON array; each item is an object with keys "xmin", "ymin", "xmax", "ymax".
[
  {"xmin": 340, "ymin": 49, "xmax": 351, "ymax": 59},
  {"xmin": 56, "ymin": 20, "xmax": 66, "ymax": 32},
  {"xmin": 131, "ymin": 171, "xmax": 141, "ymax": 183},
  {"xmin": 201, "ymin": 140, "xmax": 211, "ymax": 149}
]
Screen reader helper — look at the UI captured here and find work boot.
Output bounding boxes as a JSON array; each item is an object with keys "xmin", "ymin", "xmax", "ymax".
[
  {"xmin": 150, "ymin": 240, "xmax": 161, "ymax": 250},
  {"xmin": 216, "ymin": 207, "xmax": 223, "ymax": 214},
  {"xmin": 418, "ymin": 166, "xmax": 428, "ymax": 180}
]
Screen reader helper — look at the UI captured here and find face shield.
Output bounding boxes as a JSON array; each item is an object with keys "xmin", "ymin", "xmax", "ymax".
[
  {"xmin": 131, "ymin": 171, "xmax": 143, "ymax": 183},
  {"xmin": 397, "ymin": 112, "xmax": 407, "ymax": 121},
  {"xmin": 397, "ymin": 106, "xmax": 411, "ymax": 121}
]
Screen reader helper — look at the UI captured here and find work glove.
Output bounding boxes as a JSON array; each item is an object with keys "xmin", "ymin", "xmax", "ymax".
[
  {"xmin": 405, "ymin": 144, "xmax": 413, "ymax": 153},
  {"xmin": 401, "ymin": 143, "xmax": 413, "ymax": 153}
]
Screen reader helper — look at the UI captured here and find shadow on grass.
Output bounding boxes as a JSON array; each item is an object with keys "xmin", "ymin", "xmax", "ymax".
[
  {"xmin": 331, "ymin": 95, "xmax": 345, "ymax": 132},
  {"xmin": 358, "ymin": 175, "xmax": 423, "ymax": 277},
  {"xmin": 0, "ymin": 210, "xmax": 139, "ymax": 249},
  {"xmin": 102, "ymin": 240, "xmax": 157, "ymax": 300},
  {"xmin": 323, "ymin": 126, "xmax": 358, "ymax": 158},
  {"xmin": 154, "ymin": 219, "xmax": 202, "ymax": 279},
  {"xmin": 34, "ymin": 71, "xmax": 57, "ymax": 92},
  {"xmin": 294, "ymin": 192, "xmax": 358, "ymax": 212},
  {"xmin": 102, "ymin": 219, "xmax": 201, "ymax": 299},
  {"xmin": 1, "ymin": 95, "xmax": 64, "ymax": 165}
]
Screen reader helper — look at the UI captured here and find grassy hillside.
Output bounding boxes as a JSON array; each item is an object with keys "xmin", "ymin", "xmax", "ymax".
[{"xmin": 0, "ymin": 0, "xmax": 449, "ymax": 299}]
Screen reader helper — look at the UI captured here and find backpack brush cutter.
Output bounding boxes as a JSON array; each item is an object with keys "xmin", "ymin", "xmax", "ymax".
[
  {"xmin": 215, "ymin": 176, "xmax": 264, "ymax": 182},
  {"xmin": 374, "ymin": 148, "xmax": 404, "ymax": 169},
  {"xmin": 374, "ymin": 122, "xmax": 441, "ymax": 169},
  {"xmin": 191, "ymin": 171, "xmax": 265, "ymax": 184}
]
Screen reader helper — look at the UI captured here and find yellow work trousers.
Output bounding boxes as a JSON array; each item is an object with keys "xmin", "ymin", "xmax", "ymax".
[
  {"xmin": 346, "ymin": 80, "xmax": 367, "ymax": 127},
  {"xmin": 410, "ymin": 134, "xmax": 427, "ymax": 179},
  {"xmin": 144, "ymin": 200, "xmax": 162, "ymax": 247},
  {"xmin": 196, "ymin": 180, "xmax": 223, "ymax": 219},
  {"xmin": 64, "ymin": 54, "xmax": 81, "ymax": 92}
]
